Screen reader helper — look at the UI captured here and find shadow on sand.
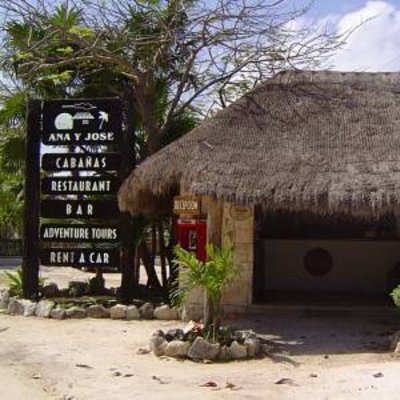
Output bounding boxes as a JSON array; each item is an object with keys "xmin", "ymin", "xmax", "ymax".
[{"xmin": 228, "ymin": 310, "xmax": 400, "ymax": 357}]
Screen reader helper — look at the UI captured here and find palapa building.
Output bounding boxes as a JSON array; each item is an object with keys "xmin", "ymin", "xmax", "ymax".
[{"xmin": 119, "ymin": 70, "xmax": 400, "ymax": 315}]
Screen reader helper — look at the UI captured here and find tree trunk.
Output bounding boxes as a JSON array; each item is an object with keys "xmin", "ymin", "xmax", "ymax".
[
  {"xmin": 158, "ymin": 221, "xmax": 168, "ymax": 289},
  {"xmin": 166, "ymin": 216, "xmax": 178, "ymax": 284},
  {"xmin": 151, "ymin": 221, "xmax": 157, "ymax": 266},
  {"xmin": 138, "ymin": 241, "xmax": 162, "ymax": 291},
  {"xmin": 133, "ymin": 249, "xmax": 140, "ymax": 286}
]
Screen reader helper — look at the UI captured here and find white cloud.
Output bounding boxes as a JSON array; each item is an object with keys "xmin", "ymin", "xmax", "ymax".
[{"xmin": 330, "ymin": 1, "xmax": 400, "ymax": 71}]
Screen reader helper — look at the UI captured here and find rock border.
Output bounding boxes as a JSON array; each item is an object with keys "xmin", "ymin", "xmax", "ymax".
[
  {"xmin": 149, "ymin": 326, "xmax": 272, "ymax": 362},
  {"xmin": 390, "ymin": 330, "xmax": 400, "ymax": 353},
  {"xmin": 0, "ymin": 289, "xmax": 179, "ymax": 321}
]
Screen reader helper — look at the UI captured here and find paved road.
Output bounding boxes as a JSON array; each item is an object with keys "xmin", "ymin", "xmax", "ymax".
[{"xmin": 0, "ymin": 257, "xmax": 21, "ymax": 270}]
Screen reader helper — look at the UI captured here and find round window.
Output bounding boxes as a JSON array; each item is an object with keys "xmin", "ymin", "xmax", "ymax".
[{"xmin": 304, "ymin": 247, "xmax": 333, "ymax": 277}]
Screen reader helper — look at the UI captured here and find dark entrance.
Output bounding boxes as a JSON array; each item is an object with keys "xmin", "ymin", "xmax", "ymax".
[{"xmin": 253, "ymin": 208, "xmax": 400, "ymax": 305}]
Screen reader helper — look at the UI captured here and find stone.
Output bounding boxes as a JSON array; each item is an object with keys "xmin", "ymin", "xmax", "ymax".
[
  {"xmin": 395, "ymin": 342, "xmax": 400, "ymax": 353},
  {"xmin": 244, "ymin": 338, "xmax": 261, "ymax": 357},
  {"xmin": 262, "ymin": 343, "xmax": 274, "ymax": 355},
  {"xmin": 6, "ymin": 299, "xmax": 35, "ymax": 317},
  {"xmin": 164, "ymin": 340, "xmax": 190, "ymax": 358},
  {"xmin": 188, "ymin": 337, "xmax": 220, "ymax": 361},
  {"xmin": 65, "ymin": 306, "xmax": 87, "ymax": 319},
  {"xmin": 181, "ymin": 304, "xmax": 203, "ymax": 322},
  {"xmin": 110, "ymin": 304, "xmax": 127, "ymax": 319},
  {"xmin": 150, "ymin": 330, "xmax": 168, "ymax": 356},
  {"xmin": 35, "ymin": 300, "xmax": 55, "ymax": 318},
  {"xmin": 238, "ymin": 330, "xmax": 257, "ymax": 340},
  {"xmin": 230, "ymin": 341, "xmax": 247, "ymax": 359},
  {"xmin": 218, "ymin": 345, "xmax": 232, "ymax": 362},
  {"xmin": 87, "ymin": 305, "xmax": 110, "ymax": 319},
  {"xmin": 139, "ymin": 302, "xmax": 154, "ymax": 319},
  {"xmin": 8, "ymin": 298, "xmax": 24, "ymax": 315},
  {"xmin": 68, "ymin": 281, "xmax": 89, "ymax": 297},
  {"xmin": 41, "ymin": 283, "xmax": 59, "ymax": 298},
  {"xmin": 0, "ymin": 289, "xmax": 10, "ymax": 310},
  {"xmin": 154, "ymin": 305, "xmax": 179, "ymax": 320},
  {"xmin": 390, "ymin": 331, "xmax": 400, "ymax": 351},
  {"xmin": 22, "ymin": 300, "xmax": 37, "ymax": 317},
  {"xmin": 58, "ymin": 289, "xmax": 70, "ymax": 298},
  {"xmin": 126, "ymin": 305, "xmax": 140, "ymax": 320},
  {"xmin": 51, "ymin": 308, "xmax": 66, "ymax": 320},
  {"xmin": 165, "ymin": 328, "xmax": 185, "ymax": 342}
]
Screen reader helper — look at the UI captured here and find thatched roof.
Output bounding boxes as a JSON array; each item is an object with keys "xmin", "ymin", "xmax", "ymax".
[{"xmin": 118, "ymin": 70, "xmax": 400, "ymax": 217}]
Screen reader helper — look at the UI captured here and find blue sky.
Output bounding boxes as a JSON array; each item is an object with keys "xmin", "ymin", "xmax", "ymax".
[{"xmin": 293, "ymin": 0, "xmax": 400, "ymax": 71}]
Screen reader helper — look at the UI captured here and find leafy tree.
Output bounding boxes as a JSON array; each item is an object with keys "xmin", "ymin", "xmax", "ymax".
[
  {"xmin": 0, "ymin": 0, "xmax": 344, "ymax": 151},
  {"xmin": 0, "ymin": 169, "xmax": 23, "ymax": 239},
  {"xmin": 0, "ymin": 0, "xmax": 344, "ymax": 301}
]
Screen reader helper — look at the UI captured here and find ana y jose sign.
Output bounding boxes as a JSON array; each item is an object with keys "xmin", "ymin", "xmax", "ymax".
[{"xmin": 41, "ymin": 98, "xmax": 122, "ymax": 144}]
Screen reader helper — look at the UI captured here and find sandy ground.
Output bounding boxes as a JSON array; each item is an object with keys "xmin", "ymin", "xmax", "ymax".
[
  {"xmin": 1, "ymin": 266, "xmax": 400, "ymax": 399},
  {"xmin": 1, "ymin": 312, "xmax": 400, "ymax": 400}
]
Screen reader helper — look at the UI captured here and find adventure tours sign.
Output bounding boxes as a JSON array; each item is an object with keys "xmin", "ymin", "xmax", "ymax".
[
  {"xmin": 40, "ymin": 224, "xmax": 119, "ymax": 242},
  {"xmin": 22, "ymin": 98, "xmax": 128, "ymax": 284}
]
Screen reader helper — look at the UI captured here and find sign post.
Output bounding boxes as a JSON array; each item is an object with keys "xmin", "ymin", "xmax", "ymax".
[
  {"xmin": 119, "ymin": 94, "xmax": 136, "ymax": 303},
  {"xmin": 22, "ymin": 101, "xmax": 41, "ymax": 299}
]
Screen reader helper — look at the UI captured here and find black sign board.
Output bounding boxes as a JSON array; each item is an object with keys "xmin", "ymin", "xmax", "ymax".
[
  {"xmin": 40, "ymin": 224, "xmax": 120, "ymax": 242},
  {"xmin": 40, "ymin": 200, "xmax": 119, "ymax": 219},
  {"xmin": 42, "ymin": 98, "xmax": 122, "ymax": 145},
  {"xmin": 23, "ymin": 97, "xmax": 135, "ymax": 298},
  {"xmin": 40, "ymin": 248, "xmax": 120, "ymax": 267},
  {"xmin": 41, "ymin": 176, "xmax": 119, "ymax": 195},
  {"xmin": 42, "ymin": 153, "xmax": 120, "ymax": 171}
]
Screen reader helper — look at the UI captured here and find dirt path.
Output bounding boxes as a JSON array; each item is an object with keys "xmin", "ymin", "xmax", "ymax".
[{"xmin": 1, "ymin": 313, "xmax": 400, "ymax": 400}]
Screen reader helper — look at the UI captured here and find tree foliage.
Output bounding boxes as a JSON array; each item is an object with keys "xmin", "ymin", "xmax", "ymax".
[
  {"xmin": 0, "ymin": 0, "xmax": 344, "ymax": 152},
  {"xmin": 0, "ymin": 0, "xmax": 345, "ymax": 298}
]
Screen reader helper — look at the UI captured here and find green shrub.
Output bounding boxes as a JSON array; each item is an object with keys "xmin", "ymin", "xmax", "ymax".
[
  {"xmin": 4, "ymin": 269, "xmax": 23, "ymax": 297},
  {"xmin": 3, "ymin": 269, "xmax": 46, "ymax": 297},
  {"xmin": 391, "ymin": 285, "xmax": 400, "ymax": 308}
]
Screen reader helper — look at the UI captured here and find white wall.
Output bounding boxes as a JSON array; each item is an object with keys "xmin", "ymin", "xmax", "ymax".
[{"xmin": 263, "ymin": 240, "xmax": 400, "ymax": 293}]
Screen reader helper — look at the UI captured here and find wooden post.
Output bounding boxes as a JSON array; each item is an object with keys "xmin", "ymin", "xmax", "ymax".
[
  {"xmin": 119, "ymin": 93, "xmax": 136, "ymax": 304},
  {"xmin": 22, "ymin": 100, "xmax": 41, "ymax": 300},
  {"xmin": 206, "ymin": 199, "xmax": 223, "ymax": 247},
  {"xmin": 204, "ymin": 198, "xmax": 223, "ymax": 326}
]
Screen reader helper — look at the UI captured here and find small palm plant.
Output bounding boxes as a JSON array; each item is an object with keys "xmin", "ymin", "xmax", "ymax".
[
  {"xmin": 171, "ymin": 244, "xmax": 239, "ymax": 341},
  {"xmin": 3, "ymin": 269, "xmax": 47, "ymax": 298},
  {"xmin": 4, "ymin": 269, "xmax": 23, "ymax": 297},
  {"xmin": 391, "ymin": 285, "xmax": 400, "ymax": 309}
]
